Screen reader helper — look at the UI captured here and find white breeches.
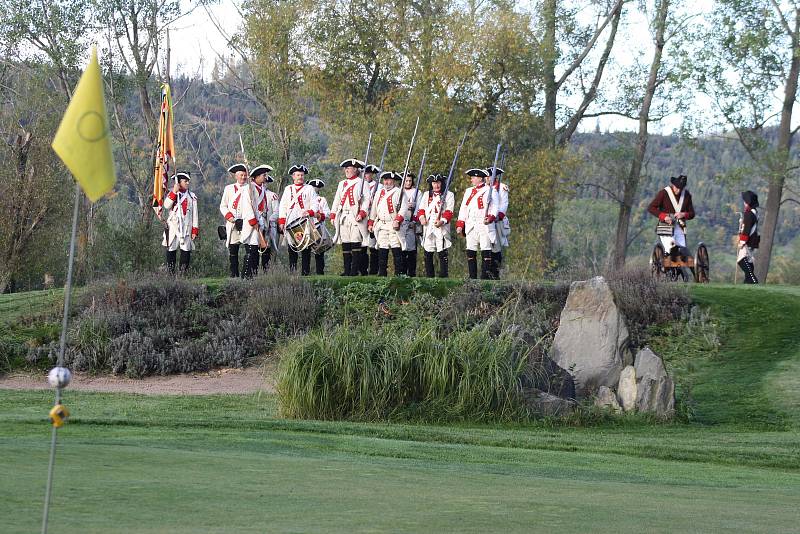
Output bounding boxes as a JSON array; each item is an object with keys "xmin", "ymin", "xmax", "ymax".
[
  {"xmin": 422, "ymin": 224, "xmax": 452, "ymax": 252},
  {"xmin": 659, "ymin": 226, "xmax": 686, "ymax": 253},
  {"xmin": 336, "ymin": 211, "xmax": 367, "ymax": 244},
  {"xmin": 737, "ymin": 244, "xmax": 754, "ymax": 263},
  {"xmin": 162, "ymin": 223, "xmax": 194, "ymax": 252},
  {"xmin": 374, "ymin": 221, "xmax": 402, "ymax": 249},
  {"xmin": 465, "ymin": 222, "xmax": 496, "ymax": 251}
]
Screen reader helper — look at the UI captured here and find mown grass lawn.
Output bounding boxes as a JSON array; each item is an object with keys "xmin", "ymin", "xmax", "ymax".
[{"xmin": 2, "ymin": 283, "xmax": 799, "ymax": 532}]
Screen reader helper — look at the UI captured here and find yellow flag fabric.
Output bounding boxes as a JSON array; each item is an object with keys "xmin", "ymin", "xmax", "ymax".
[
  {"xmin": 52, "ymin": 47, "xmax": 116, "ymax": 203},
  {"xmin": 152, "ymin": 83, "xmax": 175, "ymax": 208}
]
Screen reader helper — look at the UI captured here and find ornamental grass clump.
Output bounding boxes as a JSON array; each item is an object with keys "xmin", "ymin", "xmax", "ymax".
[{"xmin": 276, "ymin": 323, "xmax": 530, "ymax": 422}]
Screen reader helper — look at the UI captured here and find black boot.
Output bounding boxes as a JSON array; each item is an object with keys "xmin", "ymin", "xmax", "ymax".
[
  {"xmin": 391, "ymin": 248, "xmax": 403, "ymax": 276},
  {"xmin": 341, "ymin": 243, "xmax": 352, "ymax": 276},
  {"xmin": 438, "ymin": 249, "xmax": 449, "ymax": 278},
  {"xmin": 243, "ymin": 245, "xmax": 259, "ymax": 279},
  {"xmin": 301, "ymin": 249, "xmax": 312, "ymax": 276},
  {"xmin": 424, "ymin": 251, "xmax": 435, "ymax": 278},
  {"xmin": 288, "ymin": 249, "xmax": 299, "ymax": 272},
  {"xmin": 351, "ymin": 246, "xmax": 363, "ymax": 276},
  {"xmin": 260, "ymin": 248, "xmax": 271, "ymax": 273},
  {"xmin": 405, "ymin": 250, "xmax": 417, "ymax": 277},
  {"xmin": 738, "ymin": 258, "xmax": 759, "ymax": 284},
  {"xmin": 166, "ymin": 249, "xmax": 177, "ymax": 275},
  {"xmin": 492, "ymin": 251, "xmax": 502, "ymax": 279},
  {"xmin": 178, "ymin": 250, "xmax": 191, "ymax": 275},
  {"xmin": 369, "ymin": 247, "xmax": 379, "ymax": 275},
  {"xmin": 466, "ymin": 250, "xmax": 478, "ymax": 279},
  {"xmin": 315, "ymin": 252, "xmax": 325, "ymax": 275},
  {"xmin": 480, "ymin": 250, "xmax": 494, "ymax": 280},
  {"xmin": 378, "ymin": 248, "xmax": 390, "ymax": 277},
  {"xmin": 358, "ymin": 246, "xmax": 369, "ymax": 275},
  {"xmin": 228, "ymin": 244, "xmax": 240, "ymax": 278}
]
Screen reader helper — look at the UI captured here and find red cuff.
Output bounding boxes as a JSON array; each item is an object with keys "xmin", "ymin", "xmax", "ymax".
[
  {"xmin": 498, "ymin": 212, "xmax": 505, "ymax": 220},
  {"xmin": 307, "ymin": 210, "xmax": 315, "ymax": 217},
  {"xmin": 248, "ymin": 218, "xmax": 258, "ymax": 227},
  {"xmin": 278, "ymin": 217, "xmax": 286, "ymax": 225},
  {"xmin": 358, "ymin": 210, "xmax": 367, "ymax": 219},
  {"xmin": 226, "ymin": 212, "xmax": 234, "ymax": 221},
  {"xmin": 417, "ymin": 209, "xmax": 426, "ymax": 218},
  {"xmin": 330, "ymin": 213, "xmax": 335, "ymax": 222},
  {"xmin": 395, "ymin": 215, "xmax": 404, "ymax": 223},
  {"xmin": 658, "ymin": 212, "xmax": 668, "ymax": 222},
  {"xmin": 191, "ymin": 227, "xmax": 199, "ymax": 237},
  {"xmin": 168, "ymin": 192, "xmax": 177, "ymax": 201},
  {"xmin": 739, "ymin": 234, "xmax": 749, "ymax": 242},
  {"xmin": 456, "ymin": 220, "xmax": 465, "ymax": 230},
  {"xmin": 368, "ymin": 220, "xmax": 374, "ymax": 230},
  {"xmin": 486, "ymin": 215, "xmax": 496, "ymax": 223},
  {"xmin": 442, "ymin": 210, "xmax": 453, "ymax": 222}
]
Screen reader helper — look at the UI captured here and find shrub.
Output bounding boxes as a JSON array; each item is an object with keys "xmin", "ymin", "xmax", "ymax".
[{"xmin": 277, "ymin": 323, "xmax": 537, "ymax": 422}]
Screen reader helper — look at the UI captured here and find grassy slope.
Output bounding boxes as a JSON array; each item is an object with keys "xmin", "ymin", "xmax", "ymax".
[{"xmin": 1, "ymin": 282, "xmax": 800, "ymax": 532}]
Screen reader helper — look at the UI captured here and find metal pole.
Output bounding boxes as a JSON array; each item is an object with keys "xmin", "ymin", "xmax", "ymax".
[{"xmin": 42, "ymin": 181, "xmax": 81, "ymax": 534}]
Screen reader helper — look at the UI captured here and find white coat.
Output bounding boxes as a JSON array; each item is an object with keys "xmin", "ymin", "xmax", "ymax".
[
  {"xmin": 162, "ymin": 189, "xmax": 199, "ymax": 252},
  {"xmin": 456, "ymin": 184, "xmax": 499, "ymax": 251},
  {"xmin": 278, "ymin": 183, "xmax": 319, "ymax": 228},
  {"xmin": 418, "ymin": 190, "xmax": 455, "ymax": 253},
  {"xmin": 368, "ymin": 186, "xmax": 404, "ymax": 249},
  {"xmin": 219, "ymin": 182, "xmax": 258, "ymax": 246},
  {"xmin": 331, "ymin": 177, "xmax": 371, "ymax": 244}
]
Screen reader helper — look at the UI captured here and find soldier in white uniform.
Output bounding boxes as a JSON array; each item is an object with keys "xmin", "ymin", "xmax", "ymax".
[
  {"xmin": 219, "ymin": 163, "xmax": 254, "ymax": 278},
  {"xmin": 249, "ymin": 164, "xmax": 276, "ymax": 274},
  {"xmin": 278, "ymin": 164, "xmax": 320, "ymax": 275},
  {"xmin": 308, "ymin": 178, "xmax": 331, "ymax": 275},
  {"xmin": 368, "ymin": 171, "xmax": 404, "ymax": 276},
  {"xmin": 417, "ymin": 173, "xmax": 454, "ymax": 278},
  {"xmin": 398, "ymin": 173, "xmax": 420, "ymax": 276},
  {"xmin": 330, "ymin": 159, "xmax": 369, "ymax": 276},
  {"xmin": 486, "ymin": 166, "xmax": 510, "ymax": 279},
  {"xmin": 162, "ymin": 172, "xmax": 199, "ymax": 275},
  {"xmin": 362, "ymin": 164, "xmax": 381, "ymax": 275},
  {"xmin": 456, "ymin": 168, "xmax": 499, "ymax": 279}
]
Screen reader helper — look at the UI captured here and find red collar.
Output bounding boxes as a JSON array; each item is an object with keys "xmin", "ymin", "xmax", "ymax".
[{"xmin": 474, "ymin": 183, "xmax": 485, "ymax": 190}]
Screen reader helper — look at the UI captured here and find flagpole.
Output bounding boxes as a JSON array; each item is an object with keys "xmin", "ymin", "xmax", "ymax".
[{"xmin": 41, "ymin": 181, "xmax": 81, "ymax": 534}]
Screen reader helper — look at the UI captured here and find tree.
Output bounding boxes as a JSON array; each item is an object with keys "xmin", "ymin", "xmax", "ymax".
[{"xmin": 697, "ymin": 0, "xmax": 800, "ymax": 282}]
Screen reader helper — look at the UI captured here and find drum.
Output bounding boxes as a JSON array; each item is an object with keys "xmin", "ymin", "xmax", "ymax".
[
  {"xmin": 311, "ymin": 223, "xmax": 333, "ymax": 254},
  {"xmin": 286, "ymin": 216, "xmax": 323, "ymax": 252}
]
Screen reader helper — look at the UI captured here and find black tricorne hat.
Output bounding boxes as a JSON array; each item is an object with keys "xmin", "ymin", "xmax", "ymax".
[
  {"xmin": 340, "ymin": 159, "xmax": 365, "ymax": 169},
  {"xmin": 427, "ymin": 174, "xmax": 444, "ymax": 184},
  {"xmin": 288, "ymin": 164, "xmax": 309, "ymax": 175},
  {"xmin": 741, "ymin": 190, "xmax": 759, "ymax": 208},
  {"xmin": 249, "ymin": 164, "xmax": 274, "ymax": 178},
  {"xmin": 173, "ymin": 172, "xmax": 191, "ymax": 182},
  {"xmin": 307, "ymin": 178, "xmax": 325, "ymax": 189},
  {"xmin": 228, "ymin": 164, "xmax": 247, "ymax": 174},
  {"xmin": 379, "ymin": 171, "xmax": 395, "ymax": 181},
  {"xmin": 486, "ymin": 166, "xmax": 504, "ymax": 176},
  {"xmin": 364, "ymin": 164, "xmax": 380, "ymax": 174},
  {"xmin": 670, "ymin": 174, "xmax": 687, "ymax": 189},
  {"xmin": 465, "ymin": 168, "xmax": 489, "ymax": 178}
]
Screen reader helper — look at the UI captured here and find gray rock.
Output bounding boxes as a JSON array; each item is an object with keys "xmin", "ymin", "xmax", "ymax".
[
  {"xmin": 524, "ymin": 389, "xmax": 576, "ymax": 418},
  {"xmin": 550, "ymin": 276, "xmax": 631, "ymax": 398},
  {"xmin": 594, "ymin": 386, "xmax": 622, "ymax": 413},
  {"xmin": 617, "ymin": 365, "xmax": 638, "ymax": 412},
  {"xmin": 634, "ymin": 347, "xmax": 667, "ymax": 382},
  {"xmin": 636, "ymin": 375, "xmax": 675, "ymax": 419}
]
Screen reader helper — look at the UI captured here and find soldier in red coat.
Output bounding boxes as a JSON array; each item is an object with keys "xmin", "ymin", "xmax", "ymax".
[{"xmin": 648, "ymin": 174, "xmax": 695, "ymax": 258}]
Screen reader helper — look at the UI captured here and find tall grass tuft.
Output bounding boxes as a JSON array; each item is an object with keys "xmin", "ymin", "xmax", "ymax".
[{"xmin": 277, "ymin": 323, "xmax": 530, "ymax": 422}]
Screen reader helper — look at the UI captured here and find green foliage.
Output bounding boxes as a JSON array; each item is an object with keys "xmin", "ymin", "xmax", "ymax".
[{"xmin": 277, "ymin": 324, "xmax": 530, "ymax": 421}]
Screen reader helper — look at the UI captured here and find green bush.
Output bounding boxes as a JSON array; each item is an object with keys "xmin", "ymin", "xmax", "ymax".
[{"xmin": 277, "ymin": 323, "xmax": 532, "ymax": 421}]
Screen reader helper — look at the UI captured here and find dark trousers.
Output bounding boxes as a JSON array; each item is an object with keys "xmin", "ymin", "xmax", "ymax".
[
  {"xmin": 342, "ymin": 243, "xmax": 362, "ymax": 276},
  {"xmin": 166, "ymin": 249, "xmax": 191, "ymax": 275},
  {"xmin": 424, "ymin": 250, "xmax": 449, "ymax": 278},
  {"xmin": 315, "ymin": 252, "xmax": 325, "ymax": 275},
  {"xmin": 738, "ymin": 258, "xmax": 759, "ymax": 284},
  {"xmin": 257, "ymin": 248, "xmax": 271, "ymax": 274},
  {"xmin": 466, "ymin": 250, "xmax": 478, "ymax": 279},
  {"xmin": 491, "ymin": 251, "xmax": 502, "ymax": 279},
  {"xmin": 289, "ymin": 249, "xmax": 312, "ymax": 275},
  {"xmin": 356, "ymin": 245, "xmax": 369, "ymax": 275},
  {"xmin": 480, "ymin": 250, "xmax": 494, "ymax": 279},
  {"xmin": 228, "ymin": 244, "xmax": 241, "ymax": 278}
]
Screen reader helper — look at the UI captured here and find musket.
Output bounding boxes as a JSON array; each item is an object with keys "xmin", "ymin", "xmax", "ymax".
[
  {"xmin": 365, "ymin": 139, "xmax": 390, "ymax": 217},
  {"xmin": 484, "ymin": 143, "xmax": 502, "ymax": 218},
  {"xmin": 408, "ymin": 148, "xmax": 427, "ymax": 224},
  {"xmin": 395, "ymin": 117, "xmax": 420, "ymax": 216},
  {"xmin": 239, "ymin": 133, "xmax": 269, "ymax": 252},
  {"xmin": 438, "ymin": 132, "xmax": 468, "ymax": 224},
  {"xmin": 333, "ymin": 133, "xmax": 372, "ymax": 244}
]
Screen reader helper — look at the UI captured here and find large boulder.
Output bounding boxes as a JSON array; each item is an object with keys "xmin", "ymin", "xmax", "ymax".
[
  {"xmin": 636, "ymin": 376, "xmax": 675, "ymax": 419},
  {"xmin": 550, "ymin": 276, "xmax": 631, "ymax": 397},
  {"xmin": 617, "ymin": 365, "xmax": 638, "ymax": 412},
  {"xmin": 634, "ymin": 347, "xmax": 667, "ymax": 381},
  {"xmin": 523, "ymin": 389, "xmax": 577, "ymax": 418}
]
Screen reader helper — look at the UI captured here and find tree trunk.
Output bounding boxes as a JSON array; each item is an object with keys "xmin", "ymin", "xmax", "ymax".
[
  {"xmin": 614, "ymin": 0, "xmax": 669, "ymax": 269},
  {"xmin": 756, "ymin": 16, "xmax": 800, "ymax": 282}
]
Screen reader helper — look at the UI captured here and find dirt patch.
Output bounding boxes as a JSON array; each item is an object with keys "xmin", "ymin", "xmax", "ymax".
[{"xmin": 0, "ymin": 366, "xmax": 274, "ymax": 395}]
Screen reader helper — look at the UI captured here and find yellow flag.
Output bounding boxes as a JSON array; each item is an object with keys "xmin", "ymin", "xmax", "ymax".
[{"xmin": 52, "ymin": 46, "xmax": 116, "ymax": 203}]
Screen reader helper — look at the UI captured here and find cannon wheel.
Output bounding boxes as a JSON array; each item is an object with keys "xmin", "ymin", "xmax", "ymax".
[
  {"xmin": 650, "ymin": 244, "xmax": 665, "ymax": 281},
  {"xmin": 695, "ymin": 243, "xmax": 710, "ymax": 283}
]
